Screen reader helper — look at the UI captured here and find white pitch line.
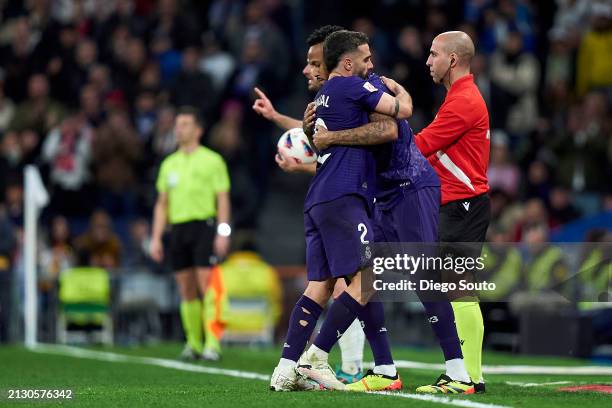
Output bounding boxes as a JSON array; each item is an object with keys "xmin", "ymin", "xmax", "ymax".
[
  {"xmin": 27, "ymin": 344, "xmax": 512, "ymax": 408},
  {"xmin": 28, "ymin": 343, "xmax": 269, "ymax": 381},
  {"xmin": 381, "ymin": 360, "xmax": 612, "ymax": 376},
  {"xmin": 504, "ymin": 381, "xmax": 572, "ymax": 388},
  {"xmin": 371, "ymin": 391, "xmax": 510, "ymax": 408}
]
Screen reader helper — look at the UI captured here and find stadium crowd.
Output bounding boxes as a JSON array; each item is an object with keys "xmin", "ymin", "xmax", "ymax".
[{"xmin": 0, "ymin": 0, "xmax": 610, "ymax": 344}]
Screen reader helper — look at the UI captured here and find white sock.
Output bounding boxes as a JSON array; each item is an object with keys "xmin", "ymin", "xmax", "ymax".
[
  {"xmin": 339, "ymin": 319, "xmax": 365, "ymax": 374},
  {"xmin": 278, "ymin": 358, "xmax": 296, "ymax": 368},
  {"xmin": 373, "ymin": 364, "xmax": 397, "ymax": 377},
  {"xmin": 445, "ymin": 358, "xmax": 471, "ymax": 383},
  {"xmin": 307, "ymin": 344, "xmax": 329, "ymax": 361}
]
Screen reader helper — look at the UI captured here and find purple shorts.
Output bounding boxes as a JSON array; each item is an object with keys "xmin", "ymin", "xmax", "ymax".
[
  {"xmin": 304, "ymin": 195, "xmax": 374, "ymax": 281},
  {"xmin": 374, "ymin": 186, "xmax": 440, "ymax": 243}
]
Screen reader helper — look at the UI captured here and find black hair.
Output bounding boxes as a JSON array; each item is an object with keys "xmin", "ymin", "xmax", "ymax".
[
  {"xmin": 323, "ymin": 30, "xmax": 369, "ymax": 73},
  {"xmin": 176, "ymin": 106, "xmax": 204, "ymax": 128},
  {"xmin": 306, "ymin": 25, "xmax": 346, "ymax": 47}
]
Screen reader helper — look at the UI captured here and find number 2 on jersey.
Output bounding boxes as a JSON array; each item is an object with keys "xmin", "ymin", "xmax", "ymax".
[{"xmin": 358, "ymin": 223, "xmax": 370, "ymax": 244}]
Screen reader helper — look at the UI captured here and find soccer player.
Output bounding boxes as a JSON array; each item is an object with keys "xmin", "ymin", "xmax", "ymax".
[
  {"xmin": 294, "ymin": 30, "xmax": 413, "ymax": 391},
  {"xmin": 255, "ymin": 25, "xmax": 369, "ymax": 385},
  {"xmin": 414, "ymin": 31, "xmax": 491, "ymax": 393},
  {"xmin": 151, "ymin": 106, "xmax": 231, "ymax": 362}
]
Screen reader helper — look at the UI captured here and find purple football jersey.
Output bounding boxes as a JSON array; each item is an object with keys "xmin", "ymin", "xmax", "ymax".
[
  {"xmin": 303, "ymin": 75, "xmax": 384, "ymax": 212},
  {"xmin": 367, "ymin": 74, "xmax": 440, "ymax": 209}
]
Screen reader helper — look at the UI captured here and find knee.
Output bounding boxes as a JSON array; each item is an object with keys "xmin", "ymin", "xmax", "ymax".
[{"xmin": 304, "ymin": 280, "xmax": 335, "ymax": 306}]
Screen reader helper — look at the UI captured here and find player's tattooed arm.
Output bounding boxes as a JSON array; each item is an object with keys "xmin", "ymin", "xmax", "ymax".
[
  {"xmin": 252, "ymin": 87, "xmax": 302, "ymax": 130},
  {"xmin": 374, "ymin": 76, "xmax": 413, "ymax": 119},
  {"xmin": 312, "ymin": 113, "xmax": 397, "ymax": 150}
]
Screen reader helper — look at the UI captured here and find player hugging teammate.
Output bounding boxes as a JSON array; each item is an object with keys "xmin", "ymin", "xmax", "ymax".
[{"xmin": 254, "ymin": 26, "xmax": 490, "ymax": 394}]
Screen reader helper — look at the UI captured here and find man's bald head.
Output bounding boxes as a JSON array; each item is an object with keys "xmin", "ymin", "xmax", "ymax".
[{"xmin": 434, "ymin": 31, "xmax": 475, "ymax": 66}]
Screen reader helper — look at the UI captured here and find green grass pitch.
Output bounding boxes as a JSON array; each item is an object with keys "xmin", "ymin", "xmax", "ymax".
[{"xmin": 1, "ymin": 343, "xmax": 610, "ymax": 407}]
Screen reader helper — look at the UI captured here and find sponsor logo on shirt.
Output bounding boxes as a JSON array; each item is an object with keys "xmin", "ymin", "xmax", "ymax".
[{"xmin": 363, "ymin": 81, "xmax": 378, "ymax": 93}]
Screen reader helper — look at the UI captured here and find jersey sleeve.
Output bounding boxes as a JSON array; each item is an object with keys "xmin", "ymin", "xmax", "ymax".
[
  {"xmin": 415, "ymin": 97, "xmax": 469, "ymax": 158},
  {"xmin": 346, "ymin": 77, "xmax": 385, "ymax": 112},
  {"xmin": 213, "ymin": 156, "xmax": 231, "ymax": 193},
  {"xmin": 155, "ymin": 160, "xmax": 168, "ymax": 193}
]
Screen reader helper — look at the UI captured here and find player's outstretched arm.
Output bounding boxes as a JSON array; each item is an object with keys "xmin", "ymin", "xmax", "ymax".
[
  {"xmin": 252, "ymin": 87, "xmax": 302, "ymax": 130},
  {"xmin": 373, "ymin": 77, "xmax": 413, "ymax": 120},
  {"xmin": 276, "ymin": 147, "xmax": 316, "ymax": 175},
  {"xmin": 312, "ymin": 113, "xmax": 398, "ymax": 151}
]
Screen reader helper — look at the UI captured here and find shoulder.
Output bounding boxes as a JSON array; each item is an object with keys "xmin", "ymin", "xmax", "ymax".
[
  {"xmin": 198, "ymin": 146, "xmax": 226, "ymax": 165},
  {"xmin": 365, "ymin": 73, "xmax": 388, "ymax": 93},
  {"xmin": 160, "ymin": 151, "xmax": 180, "ymax": 166}
]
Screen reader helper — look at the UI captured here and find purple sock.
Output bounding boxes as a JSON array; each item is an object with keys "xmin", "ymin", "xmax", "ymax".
[
  {"xmin": 281, "ymin": 295, "xmax": 323, "ymax": 361},
  {"xmin": 421, "ymin": 301, "xmax": 463, "ymax": 361},
  {"xmin": 313, "ymin": 292, "xmax": 362, "ymax": 353},
  {"xmin": 359, "ymin": 301, "xmax": 394, "ymax": 366}
]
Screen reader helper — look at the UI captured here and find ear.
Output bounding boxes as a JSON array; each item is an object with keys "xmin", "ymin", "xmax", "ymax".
[{"xmin": 343, "ymin": 57, "xmax": 352, "ymax": 71}]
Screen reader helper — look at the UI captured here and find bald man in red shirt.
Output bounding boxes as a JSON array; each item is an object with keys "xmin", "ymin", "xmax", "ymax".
[{"xmin": 414, "ymin": 31, "xmax": 490, "ymax": 394}]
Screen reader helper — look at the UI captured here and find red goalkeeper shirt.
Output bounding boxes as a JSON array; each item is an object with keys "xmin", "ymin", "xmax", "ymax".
[{"xmin": 415, "ymin": 74, "xmax": 490, "ymax": 205}]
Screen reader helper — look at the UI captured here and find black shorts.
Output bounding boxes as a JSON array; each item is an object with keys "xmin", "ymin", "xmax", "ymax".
[
  {"xmin": 169, "ymin": 219, "xmax": 216, "ymax": 272},
  {"xmin": 439, "ymin": 194, "xmax": 491, "ymax": 297},
  {"xmin": 439, "ymin": 193, "xmax": 491, "ymax": 246}
]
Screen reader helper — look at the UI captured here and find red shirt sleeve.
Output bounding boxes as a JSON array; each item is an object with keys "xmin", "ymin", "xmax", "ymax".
[{"xmin": 415, "ymin": 97, "xmax": 469, "ymax": 158}]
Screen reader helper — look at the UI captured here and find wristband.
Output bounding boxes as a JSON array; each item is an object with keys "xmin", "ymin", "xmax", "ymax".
[{"xmin": 217, "ymin": 223, "xmax": 231, "ymax": 237}]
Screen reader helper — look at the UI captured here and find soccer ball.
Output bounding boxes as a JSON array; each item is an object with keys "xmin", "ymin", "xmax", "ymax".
[{"xmin": 277, "ymin": 127, "xmax": 317, "ymax": 164}]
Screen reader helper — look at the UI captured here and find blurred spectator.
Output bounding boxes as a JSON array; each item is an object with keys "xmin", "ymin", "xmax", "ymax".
[
  {"xmin": 513, "ymin": 198, "xmax": 552, "ymax": 242},
  {"xmin": 478, "ymin": 0, "xmax": 535, "ymax": 54},
  {"xmin": 0, "ymin": 204, "xmax": 16, "ymax": 343},
  {"xmin": 88, "ymin": 64, "xmax": 114, "ymax": 100},
  {"xmin": 0, "ymin": 73, "xmax": 16, "ymax": 133},
  {"xmin": 227, "ymin": 0, "xmax": 289, "ymax": 83},
  {"xmin": 9, "ymin": 74, "xmax": 66, "ymax": 136},
  {"xmin": 352, "ymin": 17, "xmax": 390, "ymax": 69},
  {"xmin": 576, "ymin": 1, "xmax": 612, "ymax": 97},
  {"xmin": 390, "ymin": 26, "xmax": 433, "ymax": 128},
  {"xmin": 139, "ymin": 62, "xmax": 163, "ymax": 95},
  {"xmin": 524, "ymin": 160, "xmax": 552, "ymax": 203},
  {"xmin": 209, "ymin": 101, "xmax": 258, "ymax": 230},
  {"xmin": 42, "ymin": 114, "xmax": 94, "ymax": 217},
  {"xmin": 150, "ymin": 34, "xmax": 182, "ymax": 87},
  {"xmin": 551, "ymin": 0, "xmax": 592, "ymax": 41},
  {"xmin": 123, "ymin": 218, "xmax": 154, "ymax": 268},
  {"xmin": 45, "ymin": 22, "xmax": 80, "ymax": 106},
  {"xmin": 74, "ymin": 209, "xmax": 121, "ymax": 269},
  {"xmin": 40, "ymin": 215, "xmax": 75, "ymax": 283},
  {"xmin": 150, "ymin": 105, "xmax": 177, "ymax": 161},
  {"xmin": 92, "ymin": 109, "xmax": 143, "ymax": 217},
  {"xmin": 146, "ymin": 0, "xmax": 198, "ymax": 50},
  {"xmin": 172, "ymin": 46, "xmax": 215, "ymax": 119},
  {"xmin": 543, "ymin": 32, "xmax": 572, "ymax": 125},
  {"xmin": 490, "ymin": 31, "xmax": 539, "ymax": 136},
  {"xmin": 471, "ymin": 53, "xmax": 492, "ymax": 108},
  {"xmin": 0, "ymin": 17, "xmax": 38, "ymax": 102},
  {"xmin": 199, "ymin": 32, "xmax": 236, "ymax": 95},
  {"xmin": 79, "ymin": 84, "xmax": 105, "ymax": 127},
  {"xmin": 554, "ymin": 91, "xmax": 609, "ymax": 193},
  {"xmin": 548, "ymin": 186, "xmax": 581, "ymax": 227},
  {"xmin": 5, "ymin": 181, "xmax": 23, "ymax": 227},
  {"xmin": 488, "ymin": 130, "xmax": 520, "ymax": 198},
  {"xmin": 134, "ymin": 89, "xmax": 158, "ymax": 142},
  {"xmin": 113, "ymin": 37, "xmax": 148, "ymax": 105}
]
